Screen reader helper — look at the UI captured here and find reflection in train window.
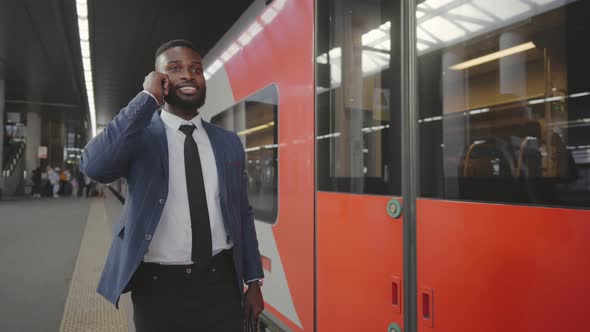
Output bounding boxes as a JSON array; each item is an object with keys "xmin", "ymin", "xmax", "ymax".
[
  {"xmin": 211, "ymin": 85, "xmax": 278, "ymax": 223},
  {"xmin": 316, "ymin": 0, "xmax": 401, "ymax": 195},
  {"xmin": 417, "ymin": 0, "xmax": 590, "ymax": 208}
]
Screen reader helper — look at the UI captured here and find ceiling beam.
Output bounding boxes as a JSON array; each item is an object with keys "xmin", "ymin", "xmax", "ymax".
[{"xmin": 6, "ymin": 100, "xmax": 81, "ymax": 109}]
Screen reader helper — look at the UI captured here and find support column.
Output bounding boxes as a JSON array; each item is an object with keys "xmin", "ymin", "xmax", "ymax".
[
  {"xmin": 0, "ymin": 73, "xmax": 6, "ymax": 195},
  {"xmin": 25, "ymin": 110, "xmax": 42, "ymax": 184},
  {"xmin": 499, "ymin": 32, "xmax": 527, "ymax": 99}
]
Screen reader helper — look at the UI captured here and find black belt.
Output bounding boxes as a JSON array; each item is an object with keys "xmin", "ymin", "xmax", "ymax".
[{"xmin": 136, "ymin": 249, "xmax": 234, "ymax": 280}]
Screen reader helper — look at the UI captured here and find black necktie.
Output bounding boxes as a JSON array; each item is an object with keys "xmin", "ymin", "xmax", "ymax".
[{"xmin": 179, "ymin": 124, "xmax": 212, "ymax": 269}]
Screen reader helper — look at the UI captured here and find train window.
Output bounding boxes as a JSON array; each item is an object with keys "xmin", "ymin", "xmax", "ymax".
[
  {"xmin": 316, "ymin": 0, "xmax": 401, "ymax": 195},
  {"xmin": 211, "ymin": 85, "xmax": 279, "ymax": 223},
  {"xmin": 417, "ymin": 0, "xmax": 590, "ymax": 208}
]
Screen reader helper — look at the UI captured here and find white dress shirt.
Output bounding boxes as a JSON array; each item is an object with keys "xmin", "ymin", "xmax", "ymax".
[{"xmin": 143, "ymin": 106, "xmax": 233, "ymax": 265}]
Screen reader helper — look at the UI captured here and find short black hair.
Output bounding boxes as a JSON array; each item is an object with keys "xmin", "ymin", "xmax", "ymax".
[{"xmin": 154, "ymin": 39, "xmax": 200, "ymax": 65}]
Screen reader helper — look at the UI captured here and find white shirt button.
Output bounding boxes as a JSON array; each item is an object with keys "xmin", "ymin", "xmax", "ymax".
[
  {"xmin": 145, "ymin": 234, "xmax": 152, "ymax": 241},
  {"xmin": 159, "ymin": 198, "xmax": 165, "ymax": 204}
]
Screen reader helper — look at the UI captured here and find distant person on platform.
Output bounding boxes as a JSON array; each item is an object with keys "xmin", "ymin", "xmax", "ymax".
[
  {"xmin": 47, "ymin": 166, "xmax": 60, "ymax": 198},
  {"xmin": 80, "ymin": 39, "xmax": 264, "ymax": 331},
  {"xmin": 31, "ymin": 167, "xmax": 42, "ymax": 198}
]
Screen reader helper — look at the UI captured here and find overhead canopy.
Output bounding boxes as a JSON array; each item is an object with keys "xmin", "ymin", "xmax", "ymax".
[
  {"xmin": 0, "ymin": 0, "xmax": 253, "ymax": 131},
  {"xmin": 91, "ymin": 0, "xmax": 253, "ymax": 128}
]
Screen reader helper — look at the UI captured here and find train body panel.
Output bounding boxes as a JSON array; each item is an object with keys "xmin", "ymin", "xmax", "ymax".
[
  {"xmin": 417, "ymin": 199, "xmax": 590, "ymax": 332},
  {"xmin": 201, "ymin": 0, "xmax": 590, "ymax": 331},
  {"xmin": 202, "ymin": 0, "xmax": 315, "ymax": 330},
  {"xmin": 317, "ymin": 192, "xmax": 404, "ymax": 331}
]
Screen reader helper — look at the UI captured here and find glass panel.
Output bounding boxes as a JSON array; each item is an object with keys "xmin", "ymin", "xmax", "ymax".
[
  {"xmin": 417, "ymin": 0, "xmax": 590, "ymax": 208},
  {"xmin": 316, "ymin": 0, "xmax": 401, "ymax": 195},
  {"xmin": 211, "ymin": 85, "xmax": 279, "ymax": 223}
]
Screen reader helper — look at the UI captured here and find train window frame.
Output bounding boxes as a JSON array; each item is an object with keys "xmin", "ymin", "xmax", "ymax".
[
  {"xmin": 211, "ymin": 84, "xmax": 279, "ymax": 224},
  {"xmin": 315, "ymin": 0, "xmax": 402, "ymax": 196}
]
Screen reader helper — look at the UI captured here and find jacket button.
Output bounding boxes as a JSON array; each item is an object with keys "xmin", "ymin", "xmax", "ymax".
[
  {"xmin": 159, "ymin": 199, "xmax": 165, "ymax": 204},
  {"xmin": 145, "ymin": 234, "xmax": 152, "ymax": 241}
]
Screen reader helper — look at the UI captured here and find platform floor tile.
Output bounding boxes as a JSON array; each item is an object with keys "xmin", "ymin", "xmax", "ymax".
[{"xmin": 59, "ymin": 199, "xmax": 127, "ymax": 332}]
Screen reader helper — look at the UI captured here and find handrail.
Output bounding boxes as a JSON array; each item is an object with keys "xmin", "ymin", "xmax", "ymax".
[{"xmin": 2, "ymin": 140, "xmax": 26, "ymax": 177}]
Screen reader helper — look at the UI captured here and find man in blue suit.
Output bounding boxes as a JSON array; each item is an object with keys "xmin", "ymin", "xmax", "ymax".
[{"xmin": 81, "ymin": 39, "xmax": 264, "ymax": 331}]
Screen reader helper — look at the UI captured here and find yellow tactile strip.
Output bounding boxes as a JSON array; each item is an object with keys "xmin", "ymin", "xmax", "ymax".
[{"xmin": 59, "ymin": 199, "xmax": 128, "ymax": 332}]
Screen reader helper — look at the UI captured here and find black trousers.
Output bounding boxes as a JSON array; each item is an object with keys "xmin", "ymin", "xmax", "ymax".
[{"xmin": 130, "ymin": 250, "xmax": 242, "ymax": 332}]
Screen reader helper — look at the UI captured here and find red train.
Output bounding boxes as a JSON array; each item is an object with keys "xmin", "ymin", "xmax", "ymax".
[{"xmin": 196, "ymin": 0, "xmax": 590, "ymax": 331}]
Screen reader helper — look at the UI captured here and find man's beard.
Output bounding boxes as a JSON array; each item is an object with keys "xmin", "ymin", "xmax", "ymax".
[{"xmin": 164, "ymin": 86, "xmax": 206, "ymax": 110}]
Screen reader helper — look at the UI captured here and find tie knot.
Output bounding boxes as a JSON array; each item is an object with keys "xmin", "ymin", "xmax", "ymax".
[{"xmin": 179, "ymin": 124, "xmax": 196, "ymax": 136}]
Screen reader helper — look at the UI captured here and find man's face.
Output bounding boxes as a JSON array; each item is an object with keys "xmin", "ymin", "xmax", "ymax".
[{"xmin": 156, "ymin": 46, "xmax": 206, "ymax": 110}]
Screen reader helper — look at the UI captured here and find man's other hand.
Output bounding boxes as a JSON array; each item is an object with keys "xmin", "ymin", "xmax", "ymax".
[
  {"xmin": 143, "ymin": 71, "xmax": 169, "ymax": 105},
  {"xmin": 244, "ymin": 283, "xmax": 264, "ymax": 322}
]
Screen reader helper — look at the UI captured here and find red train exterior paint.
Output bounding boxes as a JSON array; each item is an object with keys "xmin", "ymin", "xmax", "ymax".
[
  {"xmin": 417, "ymin": 199, "xmax": 590, "ymax": 332},
  {"xmin": 317, "ymin": 192, "xmax": 404, "ymax": 331},
  {"xmin": 222, "ymin": 0, "xmax": 315, "ymax": 330}
]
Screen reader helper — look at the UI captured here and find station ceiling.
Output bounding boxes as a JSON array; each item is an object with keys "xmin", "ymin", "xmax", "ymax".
[{"xmin": 0, "ymin": 0, "xmax": 253, "ymax": 130}]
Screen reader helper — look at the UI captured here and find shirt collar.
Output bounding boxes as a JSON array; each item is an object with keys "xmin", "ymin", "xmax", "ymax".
[{"xmin": 160, "ymin": 109, "xmax": 203, "ymax": 133}]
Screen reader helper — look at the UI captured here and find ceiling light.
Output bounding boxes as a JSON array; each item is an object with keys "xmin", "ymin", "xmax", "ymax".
[
  {"xmin": 528, "ymin": 98, "xmax": 545, "ymax": 105},
  {"xmin": 81, "ymin": 41, "xmax": 90, "ymax": 57},
  {"xmin": 76, "ymin": 0, "xmax": 96, "ymax": 137},
  {"xmin": 238, "ymin": 31, "xmax": 254, "ymax": 46},
  {"xmin": 570, "ymin": 92, "xmax": 590, "ymax": 98},
  {"xmin": 379, "ymin": 21, "xmax": 391, "ymax": 30},
  {"xmin": 450, "ymin": 41, "xmax": 536, "ymax": 70},
  {"xmin": 328, "ymin": 47, "xmax": 341, "ymax": 59},
  {"xmin": 237, "ymin": 121, "xmax": 275, "ymax": 136},
  {"xmin": 261, "ymin": 7, "xmax": 278, "ymax": 24},
  {"xmin": 247, "ymin": 22, "xmax": 263, "ymax": 38},
  {"xmin": 362, "ymin": 28, "xmax": 387, "ymax": 46},
  {"xmin": 207, "ymin": 60, "xmax": 223, "ymax": 75},
  {"xmin": 82, "ymin": 57, "xmax": 92, "ymax": 70},
  {"xmin": 220, "ymin": 43, "xmax": 241, "ymax": 63},
  {"xmin": 76, "ymin": 5, "xmax": 87, "ymax": 18},
  {"xmin": 272, "ymin": 0, "xmax": 287, "ymax": 10}
]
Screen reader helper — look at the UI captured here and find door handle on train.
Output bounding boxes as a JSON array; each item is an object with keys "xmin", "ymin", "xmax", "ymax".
[
  {"xmin": 391, "ymin": 276, "xmax": 401, "ymax": 313},
  {"xmin": 420, "ymin": 288, "xmax": 434, "ymax": 327}
]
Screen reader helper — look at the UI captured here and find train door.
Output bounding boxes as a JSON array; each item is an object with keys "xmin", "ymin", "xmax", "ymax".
[
  {"xmin": 414, "ymin": 1, "xmax": 590, "ymax": 331},
  {"xmin": 315, "ymin": 0, "xmax": 405, "ymax": 331}
]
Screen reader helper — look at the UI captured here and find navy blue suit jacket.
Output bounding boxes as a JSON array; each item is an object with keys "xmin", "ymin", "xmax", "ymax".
[{"xmin": 80, "ymin": 92, "xmax": 263, "ymax": 307}]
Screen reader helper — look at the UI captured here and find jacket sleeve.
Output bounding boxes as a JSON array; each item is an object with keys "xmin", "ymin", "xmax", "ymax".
[
  {"xmin": 80, "ymin": 92, "xmax": 159, "ymax": 184},
  {"xmin": 235, "ymin": 133, "xmax": 264, "ymax": 283}
]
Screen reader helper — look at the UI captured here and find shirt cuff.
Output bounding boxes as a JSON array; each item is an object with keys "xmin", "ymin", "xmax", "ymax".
[
  {"xmin": 246, "ymin": 278, "xmax": 261, "ymax": 285},
  {"xmin": 141, "ymin": 90, "xmax": 159, "ymax": 104}
]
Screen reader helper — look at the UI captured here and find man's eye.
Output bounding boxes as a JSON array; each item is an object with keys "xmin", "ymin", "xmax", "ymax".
[{"xmin": 170, "ymin": 67, "xmax": 179, "ymax": 71}]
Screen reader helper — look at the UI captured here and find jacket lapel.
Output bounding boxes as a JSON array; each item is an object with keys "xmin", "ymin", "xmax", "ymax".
[{"xmin": 147, "ymin": 111, "xmax": 169, "ymax": 180}]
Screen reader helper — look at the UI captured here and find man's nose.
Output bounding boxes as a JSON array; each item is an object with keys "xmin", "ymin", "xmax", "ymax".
[{"xmin": 180, "ymin": 68, "xmax": 196, "ymax": 81}]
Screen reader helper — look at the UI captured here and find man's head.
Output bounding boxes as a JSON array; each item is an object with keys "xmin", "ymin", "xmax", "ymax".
[{"xmin": 155, "ymin": 39, "xmax": 206, "ymax": 111}]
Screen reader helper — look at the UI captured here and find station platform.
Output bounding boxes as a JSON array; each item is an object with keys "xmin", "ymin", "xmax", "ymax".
[{"xmin": 0, "ymin": 193, "xmax": 132, "ymax": 332}]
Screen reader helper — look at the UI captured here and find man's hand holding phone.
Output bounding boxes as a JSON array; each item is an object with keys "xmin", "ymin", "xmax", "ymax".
[{"xmin": 143, "ymin": 71, "xmax": 170, "ymax": 105}]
